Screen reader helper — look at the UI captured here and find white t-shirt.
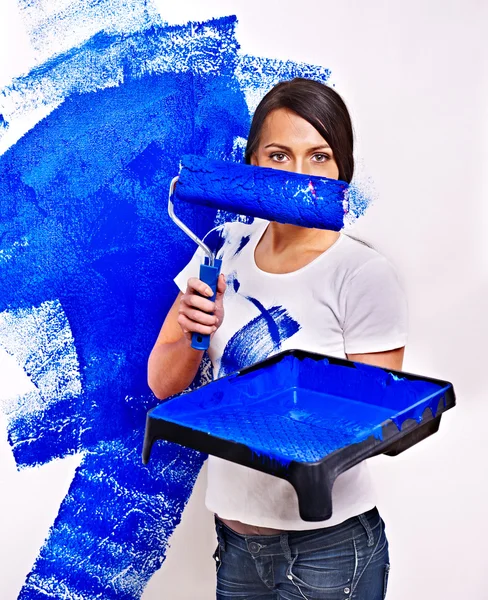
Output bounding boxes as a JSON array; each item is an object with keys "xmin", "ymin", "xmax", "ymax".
[{"xmin": 174, "ymin": 218, "xmax": 408, "ymax": 530}]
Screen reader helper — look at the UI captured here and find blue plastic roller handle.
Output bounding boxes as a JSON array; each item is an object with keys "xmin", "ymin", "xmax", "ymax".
[{"xmin": 191, "ymin": 258, "xmax": 223, "ymax": 351}]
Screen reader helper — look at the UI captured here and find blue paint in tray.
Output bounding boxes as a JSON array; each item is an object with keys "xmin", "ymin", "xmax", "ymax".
[{"xmin": 150, "ymin": 354, "xmax": 450, "ymax": 465}]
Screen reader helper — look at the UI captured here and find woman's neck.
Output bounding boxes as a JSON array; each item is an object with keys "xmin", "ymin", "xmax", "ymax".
[
  {"xmin": 263, "ymin": 222, "xmax": 339, "ymax": 254},
  {"xmin": 253, "ymin": 221, "xmax": 341, "ymax": 275}
]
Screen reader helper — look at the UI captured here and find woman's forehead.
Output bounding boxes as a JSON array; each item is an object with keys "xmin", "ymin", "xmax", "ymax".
[{"xmin": 259, "ymin": 108, "xmax": 329, "ymax": 147}]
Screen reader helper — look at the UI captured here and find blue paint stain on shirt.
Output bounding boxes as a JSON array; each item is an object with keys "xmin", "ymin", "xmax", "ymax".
[
  {"xmin": 218, "ymin": 302, "xmax": 301, "ymax": 377},
  {"xmin": 234, "ymin": 234, "xmax": 250, "ymax": 256},
  {"xmin": 245, "ymin": 296, "xmax": 283, "ymax": 346},
  {"xmin": 225, "ymin": 271, "xmax": 241, "ymax": 293}
]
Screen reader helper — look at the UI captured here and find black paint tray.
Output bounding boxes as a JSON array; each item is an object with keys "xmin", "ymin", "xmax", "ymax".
[{"xmin": 143, "ymin": 350, "xmax": 455, "ymax": 521}]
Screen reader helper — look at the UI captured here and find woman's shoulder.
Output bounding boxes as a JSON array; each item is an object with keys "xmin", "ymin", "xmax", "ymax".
[{"xmin": 335, "ymin": 234, "xmax": 397, "ymax": 282}]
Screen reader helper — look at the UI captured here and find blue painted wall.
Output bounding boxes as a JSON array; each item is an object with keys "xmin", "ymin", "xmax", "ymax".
[{"xmin": 0, "ymin": 12, "xmax": 331, "ymax": 599}]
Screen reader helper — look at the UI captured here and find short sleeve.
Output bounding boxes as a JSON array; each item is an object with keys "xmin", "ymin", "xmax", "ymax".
[
  {"xmin": 173, "ymin": 246, "xmax": 203, "ymax": 293},
  {"xmin": 342, "ymin": 256, "xmax": 408, "ymax": 355},
  {"xmin": 173, "ymin": 223, "xmax": 227, "ymax": 293}
]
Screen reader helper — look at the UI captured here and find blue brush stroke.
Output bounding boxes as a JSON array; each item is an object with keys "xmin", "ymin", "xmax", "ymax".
[
  {"xmin": 228, "ymin": 272, "xmax": 241, "ymax": 293},
  {"xmin": 0, "ymin": 11, "xmax": 338, "ymax": 599},
  {"xmin": 19, "ymin": 436, "xmax": 204, "ymax": 600},
  {"xmin": 234, "ymin": 235, "xmax": 250, "ymax": 256},
  {"xmin": 0, "ymin": 19, "xmax": 250, "ymax": 465},
  {"xmin": 218, "ymin": 300, "xmax": 301, "ymax": 377},
  {"xmin": 245, "ymin": 296, "xmax": 283, "ymax": 346}
]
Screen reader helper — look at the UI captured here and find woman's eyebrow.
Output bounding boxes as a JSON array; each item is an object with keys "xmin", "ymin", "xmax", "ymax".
[
  {"xmin": 263, "ymin": 143, "xmax": 332, "ymax": 151},
  {"xmin": 264, "ymin": 143, "xmax": 292, "ymax": 151},
  {"xmin": 308, "ymin": 144, "xmax": 331, "ymax": 151}
]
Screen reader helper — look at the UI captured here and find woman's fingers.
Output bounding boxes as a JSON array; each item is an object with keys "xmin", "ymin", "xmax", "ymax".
[
  {"xmin": 183, "ymin": 292, "xmax": 215, "ymax": 313},
  {"xmin": 216, "ymin": 273, "xmax": 227, "ymax": 295},
  {"xmin": 182, "ymin": 307, "xmax": 218, "ymax": 326},
  {"xmin": 177, "ymin": 275, "xmax": 225, "ymax": 339},
  {"xmin": 187, "ymin": 277, "xmax": 213, "ymax": 298},
  {"xmin": 177, "ymin": 313, "xmax": 217, "ymax": 336}
]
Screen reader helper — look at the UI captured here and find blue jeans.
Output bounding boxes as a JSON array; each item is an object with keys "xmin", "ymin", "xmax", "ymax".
[{"xmin": 213, "ymin": 508, "xmax": 390, "ymax": 599}]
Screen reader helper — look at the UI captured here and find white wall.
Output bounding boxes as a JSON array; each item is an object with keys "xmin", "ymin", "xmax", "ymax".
[{"xmin": 1, "ymin": 1, "xmax": 486, "ymax": 598}]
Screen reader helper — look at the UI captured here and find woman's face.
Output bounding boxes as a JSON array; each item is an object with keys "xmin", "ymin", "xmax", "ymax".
[{"xmin": 250, "ymin": 107, "xmax": 340, "ymax": 180}]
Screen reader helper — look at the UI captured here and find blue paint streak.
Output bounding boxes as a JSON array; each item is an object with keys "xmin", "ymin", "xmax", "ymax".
[
  {"xmin": 245, "ymin": 296, "xmax": 282, "ymax": 346},
  {"xmin": 176, "ymin": 155, "xmax": 348, "ymax": 230},
  {"xmin": 19, "ymin": 435, "xmax": 204, "ymax": 600},
  {"xmin": 234, "ymin": 234, "xmax": 250, "ymax": 256},
  {"xmin": 0, "ymin": 14, "xmax": 281, "ymax": 600},
  {"xmin": 0, "ymin": 9, "xmax": 360, "ymax": 598},
  {"xmin": 235, "ymin": 54, "xmax": 331, "ymax": 98},
  {"xmin": 225, "ymin": 271, "xmax": 241, "ymax": 293},
  {"xmin": 218, "ymin": 302, "xmax": 301, "ymax": 377},
  {"xmin": 0, "ymin": 32, "xmax": 249, "ymax": 463},
  {"xmin": 152, "ymin": 354, "xmax": 451, "ymax": 465}
]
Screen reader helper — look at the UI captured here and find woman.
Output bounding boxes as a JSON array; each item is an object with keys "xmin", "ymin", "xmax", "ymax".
[{"xmin": 148, "ymin": 78, "xmax": 407, "ymax": 599}]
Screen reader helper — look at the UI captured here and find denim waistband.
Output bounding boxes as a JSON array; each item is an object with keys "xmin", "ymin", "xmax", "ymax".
[{"xmin": 215, "ymin": 507, "xmax": 380, "ymax": 557}]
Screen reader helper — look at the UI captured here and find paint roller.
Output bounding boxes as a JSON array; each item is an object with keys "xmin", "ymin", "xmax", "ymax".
[{"xmin": 168, "ymin": 155, "xmax": 350, "ymax": 351}]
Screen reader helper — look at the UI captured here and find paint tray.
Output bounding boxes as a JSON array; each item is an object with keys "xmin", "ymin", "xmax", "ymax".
[{"xmin": 143, "ymin": 350, "xmax": 455, "ymax": 521}]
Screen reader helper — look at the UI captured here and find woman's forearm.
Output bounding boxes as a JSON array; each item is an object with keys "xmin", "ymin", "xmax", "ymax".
[{"xmin": 148, "ymin": 337, "xmax": 204, "ymax": 400}]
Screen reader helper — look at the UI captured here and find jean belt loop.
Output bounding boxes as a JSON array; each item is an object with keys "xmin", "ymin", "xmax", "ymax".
[
  {"xmin": 214, "ymin": 517, "xmax": 227, "ymax": 551},
  {"xmin": 279, "ymin": 532, "xmax": 292, "ymax": 562},
  {"xmin": 358, "ymin": 513, "xmax": 374, "ymax": 547}
]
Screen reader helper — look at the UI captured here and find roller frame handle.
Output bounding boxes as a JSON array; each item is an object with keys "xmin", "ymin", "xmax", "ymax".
[{"xmin": 191, "ymin": 258, "xmax": 222, "ymax": 351}]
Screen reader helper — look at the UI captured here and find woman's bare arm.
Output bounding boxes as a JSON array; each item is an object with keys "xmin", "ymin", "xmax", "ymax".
[
  {"xmin": 148, "ymin": 274, "xmax": 226, "ymax": 400},
  {"xmin": 147, "ymin": 293, "xmax": 204, "ymax": 399},
  {"xmin": 346, "ymin": 347, "xmax": 405, "ymax": 370}
]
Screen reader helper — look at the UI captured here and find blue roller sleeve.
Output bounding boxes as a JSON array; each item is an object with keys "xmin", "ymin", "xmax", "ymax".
[
  {"xmin": 191, "ymin": 258, "xmax": 223, "ymax": 351},
  {"xmin": 176, "ymin": 155, "xmax": 349, "ymax": 231}
]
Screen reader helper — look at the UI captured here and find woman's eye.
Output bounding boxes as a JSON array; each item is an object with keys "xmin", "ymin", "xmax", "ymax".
[
  {"xmin": 312, "ymin": 153, "xmax": 330, "ymax": 163},
  {"xmin": 270, "ymin": 153, "xmax": 287, "ymax": 162}
]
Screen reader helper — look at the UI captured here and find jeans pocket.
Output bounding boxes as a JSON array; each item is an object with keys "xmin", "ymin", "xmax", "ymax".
[
  {"xmin": 287, "ymin": 541, "xmax": 356, "ymax": 592},
  {"xmin": 383, "ymin": 564, "xmax": 390, "ymax": 599}
]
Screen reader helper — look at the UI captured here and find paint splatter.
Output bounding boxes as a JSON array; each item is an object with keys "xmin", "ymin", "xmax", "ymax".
[
  {"xmin": 235, "ymin": 55, "xmax": 331, "ymax": 115},
  {"xmin": 18, "ymin": 0, "xmax": 162, "ymax": 64},
  {"xmin": 226, "ymin": 271, "xmax": 241, "ymax": 294},
  {"xmin": 0, "ymin": 7, "xmax": 342, "ymax": 598},
  {"xmin": 218, "ymin": 302, "xmax": 301, "ymax": 377},
  {"xmin": 234, "ymin": 235, "xmax": 250, "ymax": 256}
]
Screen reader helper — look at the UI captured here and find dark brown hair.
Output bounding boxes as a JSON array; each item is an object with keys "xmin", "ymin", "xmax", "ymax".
[{"xmin": 245, "ymin": 78, "xmax": 354, "ymax": 183}]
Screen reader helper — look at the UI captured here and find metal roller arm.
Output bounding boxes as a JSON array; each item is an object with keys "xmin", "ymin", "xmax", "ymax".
[{"xmin": 167, "ymin": 176, "xmax": 214, "ymax": 266}]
